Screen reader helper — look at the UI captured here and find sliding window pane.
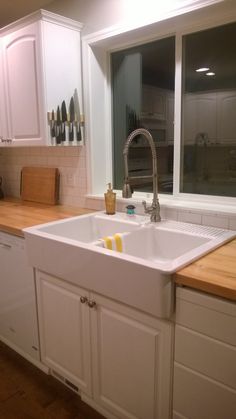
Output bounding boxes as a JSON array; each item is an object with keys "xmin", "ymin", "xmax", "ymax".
[
  {"xmin": 181, "ymin": 22, "xmax": 236, "ymax": 197},
  {"xmin": 112, "ymin": 37, "xmax": 175, "ymax": 194}
]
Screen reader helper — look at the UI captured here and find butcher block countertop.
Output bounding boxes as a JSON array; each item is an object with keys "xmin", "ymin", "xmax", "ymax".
[
  {"xmin": 0, "ymin": 198, "xmax": 93, "ymax": 237},
  {"xmin": 174, "ymin": 238, "xmax": 236, "ymax": 302},
  {"xmin": 0, "ymin": 198, "xmax": 235, "ymax": 302}
]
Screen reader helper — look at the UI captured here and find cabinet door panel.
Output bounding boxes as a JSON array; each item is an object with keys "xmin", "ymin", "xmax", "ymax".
[
  {"xmin": 173, "ymin": 363, "xmax": 236, "ymax": 419},
  {"xmin": 36, "ymin": 272, "xmax": 92, "ymax": 396},
  {"xmin": 218, "ymin": 92, "xmax": 236, "ymax": 141},
  {"xmin": 91, "ymin": 294, "xmax": 172, "ymax": 419},
  {"xmin": 3, "ymin": 22, "xmax": 44, "ymax": 144},
  {"xmin": 175, "ymin": 325, "xmax": 236, "ymax": 390},
  {"xmin": 0, "ymin": 233, "xmax": 39, "ymax": 360}
]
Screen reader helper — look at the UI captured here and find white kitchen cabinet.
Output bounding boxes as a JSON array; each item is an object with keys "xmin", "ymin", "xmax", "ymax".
[
  {"xmin": 173, "ymin": 286, "xmax": 236, "ymax": 419},
  {"xmin": 0, "ymin": 10, "xmax": 83, "ymax": 146},
  {"xmin": 183, "ymin": 92, "xmax": 217, "ymax": 144},
  {"xmin": 0, "ymin": 232, "xmax": 40, "ymax": 365},
  {"xmin": 166, "ymin": 91, "xmax": 174, "ymax": 143},
  {"xmin": 217, "ymin": 91, "xmax": 236, "ymax": 143},
  {"xmin": 36, "ymin": 271, "xmax": 92, "ymax": 396},
  {"xmin": 36, "ymin": 270, "xmax": 173, "ymax": 419},
  {"xmin": 142, "ymin": 85, "xmax": 166, "ymax": 120}
]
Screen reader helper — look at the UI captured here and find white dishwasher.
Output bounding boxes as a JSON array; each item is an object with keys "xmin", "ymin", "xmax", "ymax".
[{"xmin": 0, "ymin": 231, "xmax": 40, "ymax": 363}]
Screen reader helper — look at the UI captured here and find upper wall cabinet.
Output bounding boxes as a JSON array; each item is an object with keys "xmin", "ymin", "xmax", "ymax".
[
  {"xmin": 0, "ymin": 10, "xmax": 83, "ymax": 147},
  {"xmin": 142, "ymin": 85, "xmax": 167, "ymax": 121},
  {"xmin": 183, "ymin": 91, "xmax": 236, "ymax": 145}
]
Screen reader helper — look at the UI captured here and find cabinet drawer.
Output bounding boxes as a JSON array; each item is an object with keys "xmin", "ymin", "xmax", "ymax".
[
  {"xmin": 173, "ymin": 363, "xmax": 236, "ymax": 419},
  {"xmin": 176, "ymin": 287, "xmax": 236, "ymax": 346},
  {"xmin": 175, "ymin": 325, "xmax": 236, "ymax": 389}
]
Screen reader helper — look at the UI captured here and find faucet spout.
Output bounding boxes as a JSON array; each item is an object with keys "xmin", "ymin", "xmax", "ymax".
[{"xmin": 122, "ymin": 128, "xmax": 161, "ymax": 222}]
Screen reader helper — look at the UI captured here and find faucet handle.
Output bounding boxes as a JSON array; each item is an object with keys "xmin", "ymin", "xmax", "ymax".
[{"xmin": 142, "ymin": 200, "xmax": 150, "ymax": 213}]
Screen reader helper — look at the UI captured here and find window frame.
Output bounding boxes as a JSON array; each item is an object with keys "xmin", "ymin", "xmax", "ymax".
[{"xmin": 82, "ymin": 2, "xmax": 236, "ymax": 211}]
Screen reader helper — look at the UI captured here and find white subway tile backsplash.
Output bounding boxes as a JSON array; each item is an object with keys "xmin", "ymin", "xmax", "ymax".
[
  {"xmin": 178, "ymin": 211, "xmax": 202, "ymax": 225},
  {"xmin": 229, "ymin": 218, "xmax": 236, "ymax": 231},
  {"xmin": 1, "ymin": 146, "xmax": 87, "ymax": 205},
  {"xmin": 202, "ymin": 214, "xmax": 229, "ymax": 229},
  {"xmin": 165, "ymin": 208, "xmax": 178, "ymax": 221}
]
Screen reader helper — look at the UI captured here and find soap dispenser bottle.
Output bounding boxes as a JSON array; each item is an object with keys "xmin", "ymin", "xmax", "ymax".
[{"xmin": 104, "ymin": 183, "xmax": 116, "ymax": 215}]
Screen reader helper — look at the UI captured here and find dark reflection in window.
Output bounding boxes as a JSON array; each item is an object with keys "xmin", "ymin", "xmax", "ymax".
[
  {"xmin": 181, "ymin": 22, "xmax": 236, "ymax": 197},
  {"xmin": 112, "ymin": 37, "xmax": 175, "ymax": 194}
]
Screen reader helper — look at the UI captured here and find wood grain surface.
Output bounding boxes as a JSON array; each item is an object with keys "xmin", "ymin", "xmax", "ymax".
[
  {"xmin": 174, "ymin": 238, "xmax": 236, "ymax": 301},
  {"xmin": 21, "ymin": 167, "xmax": 60, "ymax": 205},
  {"xmin": 0, "ymin": 198, "xmax": 93, "ymax": 237},
  {"xmin": 0, "ymin": 341, "xmax": 104, "ymax": 419}
]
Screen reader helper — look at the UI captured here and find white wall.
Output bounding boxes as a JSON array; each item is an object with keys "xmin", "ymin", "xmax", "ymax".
[{"xmin": 46, "ymin": 0, "xmax": 224, "ymax": 35}]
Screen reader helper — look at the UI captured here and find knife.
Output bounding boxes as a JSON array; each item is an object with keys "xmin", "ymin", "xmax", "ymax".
[
  {"xmin": 56, "ymin": 106, "xmax": 61, "ymax": 144},
  {"xmin": 69, "ymin": 97, "xmax": 75, "ymax": 142},
  {"xmin": 61, "ymin": 101, "xmax": 67, "ymax": 142},
  {"xmin": 51, "ymin": 109, "xmax": 56, "ymax": 139},
  {"xmin": 73, "ymin": 90, "xmax": 82, "ymax": 142}
]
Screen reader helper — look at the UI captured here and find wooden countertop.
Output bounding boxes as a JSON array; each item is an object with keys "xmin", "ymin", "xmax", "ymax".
[
  {"xmin": 0, "ymin": 198, "xmax": 93, "ymax": 237},
  {"xmin": 0, "ymin": 198, "xmax": 235, "ymax": 302},
  {"xmin": 174, "ymin": 238, "xmax": 236, "ymax": 302}
]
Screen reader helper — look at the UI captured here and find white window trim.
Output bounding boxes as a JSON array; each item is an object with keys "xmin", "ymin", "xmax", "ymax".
[{"xmin": 82, "ymin": 0, "xmax": 236, "ymax": 215}]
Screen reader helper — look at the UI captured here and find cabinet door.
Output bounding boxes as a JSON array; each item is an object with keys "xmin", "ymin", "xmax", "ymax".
[
  {"xmin": 0, "ymin": 39, "xmax": 6, "ymax": 142},
  {"xmin": 142, "ymin": 85, "xmax": 166, "ymax": 120},
  {"xmin": 0, "ymin": 233, "xmax": 39, "ymax": 361},
  {"xmin": 166, "ymin": 92, "xmax": 174, "ymax": 143},
  {"xmin": 36, "ymin": 271, "xmax": 92, "ymax": 396},
  {"xmin": 183, "ymin": 93, "xmax": 217, "ymax": 144},
  {"xmin": 90, "ymin": 293, "xmax": 173, "ymax": 419},
  {"xmin": 2, "ymin": 22, "xmax": 45, "ymax": 145},
  {"xmin": 217, "ymin": 91, "xmax": 236, "ymax": 143}
]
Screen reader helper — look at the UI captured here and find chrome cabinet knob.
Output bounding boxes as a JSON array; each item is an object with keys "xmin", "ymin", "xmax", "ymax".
[
  {"xmin": 80, "ymin": 296, "xmax": 88, "ymax": 304},
  {"xmin": 87, "ymin": 300, "xmax": 96, "ymax": 308}
]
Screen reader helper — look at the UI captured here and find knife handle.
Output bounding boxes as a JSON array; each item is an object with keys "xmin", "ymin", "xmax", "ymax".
[{"xmin": 69, "ymin": 122, "xmax": 74, "ymax": 141}]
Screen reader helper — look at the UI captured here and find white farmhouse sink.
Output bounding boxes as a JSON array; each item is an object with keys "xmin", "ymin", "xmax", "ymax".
[
  {"xmin": 37, "ymin": 212, "xmax": 140, "ymax": 243},
  {"xmin": 23, "ymin": 212, "xmax": 235, "ymax": 319},
  {"xmin": 120, "ymin": 220, "xmax": 234, "ymax": 272}
]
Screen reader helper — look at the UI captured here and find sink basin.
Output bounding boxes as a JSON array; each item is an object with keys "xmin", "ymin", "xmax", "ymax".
[
  {"xmin": 120, "ymin": 220, "xmax": 234, "ymax": 272},
  {"xmin": 37, "ymin": 212, "xmax": 140, "ymax": 243},
  {"xmin": 23, "ymin": 211, "xmax": 235, "ymax": 319}
]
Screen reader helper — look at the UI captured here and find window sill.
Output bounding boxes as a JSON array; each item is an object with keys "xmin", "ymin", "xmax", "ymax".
[{"xmin": 86, "ymin": 192, "xmax": 236, "ymax": 217}]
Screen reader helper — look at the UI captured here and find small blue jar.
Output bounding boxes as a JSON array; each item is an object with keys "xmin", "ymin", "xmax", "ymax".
[{"xmin": 126, "ymin": 205, "xmax": 136, "ymax": 216}]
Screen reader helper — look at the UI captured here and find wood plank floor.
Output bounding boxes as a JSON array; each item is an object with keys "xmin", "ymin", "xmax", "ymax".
[{"xmin": 0, "ymin": 341, "xmax": 106, "ymax": 419}]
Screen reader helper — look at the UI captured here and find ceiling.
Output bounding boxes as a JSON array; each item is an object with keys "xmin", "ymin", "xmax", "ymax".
[{"xmin": 0, "ymin": 0, "xmax": 55, "ymax": 28}]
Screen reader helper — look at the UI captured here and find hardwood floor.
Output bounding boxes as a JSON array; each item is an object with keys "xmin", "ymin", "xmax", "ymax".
[{"xmin": 0, "ymin": 341, "xmax": 105, "ymax": 419}]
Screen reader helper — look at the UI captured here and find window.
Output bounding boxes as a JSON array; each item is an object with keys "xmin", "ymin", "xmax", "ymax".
[
  {"xmin": 85, "ymin": 2, "xmax": 236, "ymax": 208},
  {"xmin": 111, "ymin": 22, "xmax": 236, "ymax": 199},
  {"xmin": 181, "ymin": 22, "xmax": 236, "ymax": 197},
  {"xmin": 112, "ymin": 37, "xmax": 175, "ymax": 194}
]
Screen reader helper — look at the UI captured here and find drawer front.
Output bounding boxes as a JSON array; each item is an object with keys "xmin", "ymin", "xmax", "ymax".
[
  {"xmin": 173, "ymin": 363, "xmax": 236, "ymax": 419},
  {"xmin": 176, "ymin": 288, "xmax": 236, "ymax": 346},
  {"xmin": 175, "ymin": 325, "xmax": 236, "ymax": 389}
]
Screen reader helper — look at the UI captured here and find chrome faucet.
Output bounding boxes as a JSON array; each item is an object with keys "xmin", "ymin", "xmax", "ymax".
[{"xmin": 122, "ymin": 128, "xmax": 161, "ymax": 222}]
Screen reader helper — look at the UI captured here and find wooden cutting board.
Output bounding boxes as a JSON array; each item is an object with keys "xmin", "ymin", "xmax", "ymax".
[{"xmin": 21, "ymin": 167, "xmax": 60, "ymax": 205}]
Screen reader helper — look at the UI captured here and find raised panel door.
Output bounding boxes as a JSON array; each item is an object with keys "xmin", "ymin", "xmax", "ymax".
[
  {"xmin": 36, "ymin": 271, "xmax": 92, "ymax": 396},
  {"xmin": 2, "ymin": 22, "xmax": 45, "ymax": 145},
  {"xmin": 0, "ymin": 233, "xmax": 39, "ymax": 361},
  {"xmin": 90, "ymin": 293, "xmax": 173, "ymax": 419},
  {"xmin": 217, "ymin": 92, "xmax": 236, "ymax": 143}
]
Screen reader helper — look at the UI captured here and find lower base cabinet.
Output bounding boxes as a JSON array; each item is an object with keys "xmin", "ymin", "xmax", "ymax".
[
  {"xmin": 0, "ymin": 232, "xmax": 40, "ymax": 364},
  {"xmin": 173, "ymin": 286, "xmax": 236, "ymax": 419},
  {"xmin": 36, "ymin": 271, "xmax": 173, "ymax": 419}
]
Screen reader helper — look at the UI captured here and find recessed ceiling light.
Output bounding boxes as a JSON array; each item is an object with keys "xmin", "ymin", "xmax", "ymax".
[
  {"xmin": 196, "ymin": 67, "xmax": 210, "ymax": 72},
  {"xmin": 206, "ymin": 72, "xmax": 215, "ymax": 76}
]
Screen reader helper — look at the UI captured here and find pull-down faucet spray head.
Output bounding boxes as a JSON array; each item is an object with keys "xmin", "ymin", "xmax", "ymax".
[{"xmin": 122, "ymin": 128, "xmax": 161, "ymax": 222}]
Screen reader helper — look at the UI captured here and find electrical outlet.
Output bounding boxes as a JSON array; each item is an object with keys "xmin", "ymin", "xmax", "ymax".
[{"xmin": 67, "ymin": 174, "xmax": 75, "ymax": 187}]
